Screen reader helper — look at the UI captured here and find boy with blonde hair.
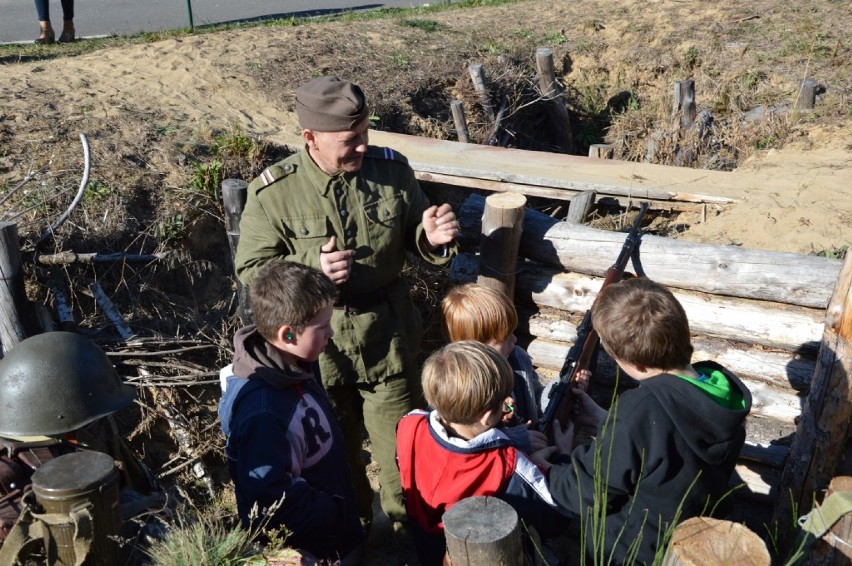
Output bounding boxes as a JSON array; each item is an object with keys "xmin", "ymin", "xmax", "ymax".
[
  {"xmin": 396, "ymin": 341, "xmax": 570, "ymax": 566},
  {"xmin": 219, "ymin": 259, "xmax": 365, "ymax": 562},
  {"xmin": 534, "ymin": 277, "xmax": 752, "ymax": 564},
  {"xmin": 442, "ymin": 283, "xmax": 588, "ymax": 452}
]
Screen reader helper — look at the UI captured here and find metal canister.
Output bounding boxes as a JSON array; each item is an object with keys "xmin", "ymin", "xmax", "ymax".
[{"xmin": 30, "ymin": 450, "xmax": 121, "ymax": 565}]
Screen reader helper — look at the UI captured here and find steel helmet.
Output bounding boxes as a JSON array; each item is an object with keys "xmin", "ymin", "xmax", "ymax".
[{"xmin": 0, "ymin": 332, "xmax": 136, "ymax": 437}]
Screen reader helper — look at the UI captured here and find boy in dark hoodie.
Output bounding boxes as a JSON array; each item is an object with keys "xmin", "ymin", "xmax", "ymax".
[
  {"xmin": 218, "ymin": 259, "xmax": 365, "ymax": 562},
  {"xmin": 531, "ymin": 277, "xmax": 752, "ymax": 565}
]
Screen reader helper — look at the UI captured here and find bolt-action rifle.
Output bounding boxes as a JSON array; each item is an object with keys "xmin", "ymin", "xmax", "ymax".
[{"xmin": 538, "ymin": 202, "xmax": 649, "ymax": 442}]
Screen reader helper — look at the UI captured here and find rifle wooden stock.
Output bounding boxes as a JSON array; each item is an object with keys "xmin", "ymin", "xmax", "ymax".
[{"xmin": 538, "ymin": 203, "xmax": 649, "ymax": 441}]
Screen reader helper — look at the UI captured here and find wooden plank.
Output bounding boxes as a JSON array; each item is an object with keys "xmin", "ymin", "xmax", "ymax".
[
  {"xmin": 459, "ymin": 193, "xmax": 842, "ymax": 309},
  {"xmin": 370, "ymin": 130, "xmax": 738, "ymax": 205}
]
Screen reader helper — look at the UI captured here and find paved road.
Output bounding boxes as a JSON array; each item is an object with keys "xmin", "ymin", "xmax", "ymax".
[{"xmin": 0, "ymin": 0, "xmax": 444, "ymax": 44}]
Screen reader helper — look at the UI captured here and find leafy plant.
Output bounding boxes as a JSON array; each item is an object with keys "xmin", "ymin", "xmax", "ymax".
[
  {"xmin": 683, "ymin": 45, "xmax": 700, "ymax": 69},
  {"xmin": 545, "ymin": 32, "xmax": 567, "ymax": 45},
  {"xmin": 156, "ymin": 213, "xmax": 186, "ymax": 245},
  {"xmin": 403, "ymin": 19, "xmax": 441, "ymax": 33},
  {"xmin": 83, "ymin": 180, "xmax": 112, "ymax": 204}
]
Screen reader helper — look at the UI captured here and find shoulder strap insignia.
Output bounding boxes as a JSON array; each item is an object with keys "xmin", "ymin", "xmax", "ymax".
[
  {"xmin": 249, "ymin": 162, "xmax": 296, "ymax": 193},
  {"xmin": 366, "ymin": 145, "xmax": 409, "ymax": 165}
]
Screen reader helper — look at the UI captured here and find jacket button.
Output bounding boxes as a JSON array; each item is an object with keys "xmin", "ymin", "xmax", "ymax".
[
  {"xmin": 301, "ymin": 228, "xmax": 309, "ymax": 235},
  {"xmin": 340, "ymin": 209, "xmax": 348, "ymax": 218},
  {"xmin": 283, "ymin": 164, "xmax": 294, "ymax": 173}
]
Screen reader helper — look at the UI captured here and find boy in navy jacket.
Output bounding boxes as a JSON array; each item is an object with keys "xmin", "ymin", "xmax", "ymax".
[{"xmin": 219, "ymin": 259, "xmax": 364, "ymax": 561}]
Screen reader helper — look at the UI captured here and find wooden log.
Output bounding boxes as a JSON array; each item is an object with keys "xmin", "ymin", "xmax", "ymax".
[
  {"xmin": 0, "ymin": 222, "xmax": 38, "ymax": 354},
  {"xmin": 222, "ymin": 178, "xmax": 252, "ymax": 326},
  {"xmin": 588, "ymin": 144, "xmax": 614, "ymax": 159},
  {"xmin": 565, "ymin": 190, "xmax": 595, "ymax": 224},
  {"xmin": 451, "ymin": 252, "xmax": 824, "ymax": 351},
  {"xmin": 673, "ymin": 79, "xmax": 698, "ymax": 129},
  {"xmin": 773, "ymin": 252, "xmax": 852, "ymax": 544},
  {"xmin": 450, "ymin": 100, "xmax": 470, "ymax": 144},
  {"xmin": 459, "ymin": 193, "xmax": 841, "ymax": 309},
  {"xmin": 810, "ymin": 476, "xmax": 852, "ymax": 564},
  {"xmin": 796, "ymin": 77, "xmax": 818, "ymax": 110},
  {"xmin": 535, "ymin": 47, "xmax": 574, "ymax": 152},
  {"xmin": 90, "ymin": 282, "xmax": 135, "ymax": 341},
  {"xmin": 468, "ymin": 63, "xmax": 495, "ymax": 122},
  {"xmin": 478, "ymin": 193, "xmax": 526, "ymax": 298},
  {"xmin": 369, "ymin": 131, "xmax": 738, "ymax": 206},
  {"xmin": 443, "ymin": 496, "xmax": 523, "ymax": 566},
  {"xmin": 664, "ymin": 517, "xmax": 770, "ymax": 565}
]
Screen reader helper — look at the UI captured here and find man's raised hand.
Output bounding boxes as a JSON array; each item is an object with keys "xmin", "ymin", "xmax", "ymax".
[
  {"xmin": 422, "ymin": 203, "xmax": 459, "ymax": 249},
  {"xmin": 319, "ymin": 236, "xmax": 355, "ymax": 284}
]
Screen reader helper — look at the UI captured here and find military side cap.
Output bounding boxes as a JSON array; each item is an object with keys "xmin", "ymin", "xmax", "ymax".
[{"xmin": 295, "ymin": 76, "xmax": 370, "ymax": 132}]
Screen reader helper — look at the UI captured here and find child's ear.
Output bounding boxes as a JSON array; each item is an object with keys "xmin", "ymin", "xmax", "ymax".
[
  {"xmin": 276, "ymin": 325, "xmax": 295, "ymax": 345},
  {"xmin": 479, "ymin": 409, "xmax": 496, "ymax": 428}
]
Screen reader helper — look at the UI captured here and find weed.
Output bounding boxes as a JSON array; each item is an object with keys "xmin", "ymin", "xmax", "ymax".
[
  {"xmin": 156, "ymin": 213, "xmax": 186, "ymax": 245},
  {"xmin": 83, "ymin": 180, "xmax": 112, "ymax": 204},
  {"xmin": 155, "ymin": 124, "xmax": 177, "ymax": 138},
  {"xmin": 403, "ymin": 19, "xmax": 440, "ymax": 33},
  {"xmin": 479, "ymin": 38, "xmax": 506, "ymax": 55},
  {"xmin": 389, "ymin": 52, "xmax": 411, "ymax": 67},
  {"xmin": 755, "ymin": 135, "xmax": 777, "ymax": 149},
  {"xmin": 683, "ymin": 45, "xmax": 700, "ymax": 69},
  {"xmin": 814, "ymin": 245, "xmax": 848, "ymax": 260},
  {"xmin": 545, "ymin": 32, "xmax": 568, "ymax": 45}
]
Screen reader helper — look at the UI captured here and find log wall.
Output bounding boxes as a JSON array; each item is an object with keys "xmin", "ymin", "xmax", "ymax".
[{"xmin": 451, "ymin": 193, "xmax": 845, "ymax": 503}]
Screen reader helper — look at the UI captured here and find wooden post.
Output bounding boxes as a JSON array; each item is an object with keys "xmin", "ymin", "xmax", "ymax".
[
  {"xmin": 535, "ymin": 47, "xmax": 574, "ymax": 152},
  {"xmin": 222, "ymin": 179, "xmax": 252, "ymax": 325},
  {"xmin": 588, "ymin": 144, "xmax": 614, "ymax": 159},
  {"xmin": 450, "ymin": 100, "xmax": 471, "ymax": 143},
  {"xmin": 807, "ymin": 476, "xmax": 852, "ymax": 564},
  {"xmin": 664, "ymin": 517, "xmax": 770, "ymax": 565},
  {"xmin": 477, "ymin": 193, "xmax": 526, "ymax": 299},
  {"xmin": 796, "ymin": 77, "xmax": 818, "ymax": 110},
  {"xmin": 0, "ymin": 222, "xmax": 38, "ymax": 355},
  {"xmin": 443, "ymin": 496, "xmax": 523, "ymax": 566},
  {"xmin": 565, "ymin": 191, "xmax": 595, "ymax": 224},
  {"xmin": 673, "ymin": 79, "xmax": 697, "ymax": 129},
  {"xmin": 773, "ymin": 251, "xmax": 852, "ymax": 547},
  {"xmin": 468, "ymin": 63, "xmax": 496, "ymax": 122}
]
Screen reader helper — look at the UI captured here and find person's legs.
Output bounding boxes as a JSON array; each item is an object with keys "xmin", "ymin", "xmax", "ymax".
[
  {"xmin": 361, "ymin": 370, "xmax": 421, "ymax": 523},
  {"xmin": 34, "ymin": 0, "xmax": 49, "ymax": 21},
  {"xmin": 325, "ymin": 382, "xmax": 374, "ymax": 529},
  {"xmin": 34, "ymin": 0, "xmax": 54, "ymax": 43},
  {"xmin": 58, "ymin": 0, "xmax": 74, "ymax": 42}
]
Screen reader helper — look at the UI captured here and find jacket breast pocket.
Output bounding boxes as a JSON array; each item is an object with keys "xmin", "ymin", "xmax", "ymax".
[
  {"xmin": 363, "ymin": 195, "xmax": 404, "ymax": 250},
  {"xmin": 281, "ymin": 216, "xmax": 331, "ymax": 249}
]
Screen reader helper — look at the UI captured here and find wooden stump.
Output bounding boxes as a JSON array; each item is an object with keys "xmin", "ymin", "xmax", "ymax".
[
  {"xmin": 565, "ymin": 191, "xmax": 595, "ymax": 224},
  {"xmin": 443, "ymin": 496, "xmax": 523, "ymax": 566},
  {"xmin": 477, "ymin": 192, "xmax": 526, "ymax": 299},
  {"xmin": 588, "ymin": 144, "xmax": 614, "ymax": 159},
  {"xmin": 451, "ymin": 100, "xmax": 471, "ymax": 143},
  {"xmin": 796, "ymin": 77, "xmax": 818, "ymax": 110},
  {"xmin": 222, "ymin": 179, "xmax": 252, "ymax": 325},
  {"xmin": 0, "ymin": 222, "xmax": 38, "ymax": 354},
  {"xmin": 468, "ymin": 63, "xmax": 495, "ymax": 122},
  {"xmin": 664, "ymin": 517, "xmax": 770, "ymax": 565},
  {"xmin": 673, "ymin": 79, "xmax": 697, "ymax": 130},
  {"xmin": 535, "ymin": 47, "xmax": 574, "ymax": 152}
]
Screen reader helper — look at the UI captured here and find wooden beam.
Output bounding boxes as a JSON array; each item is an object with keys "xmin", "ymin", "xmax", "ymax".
[{"xmin": 369, "ymin": 130, "xmax": 738, "ymax": 206}]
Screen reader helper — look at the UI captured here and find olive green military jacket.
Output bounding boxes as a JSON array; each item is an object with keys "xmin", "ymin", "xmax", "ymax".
[{"xmin": 234, "ymin": 146, "xmax": 456, "ymax": 386}]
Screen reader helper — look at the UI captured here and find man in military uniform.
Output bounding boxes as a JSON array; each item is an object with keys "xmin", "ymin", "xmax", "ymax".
[
  {"xmin": 234, "ymin": 76, "xmax": 459, "ymax": 532},
  {"xmin": 0, "ymin": 332, "xmax": 158, "ymax": 560}
]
